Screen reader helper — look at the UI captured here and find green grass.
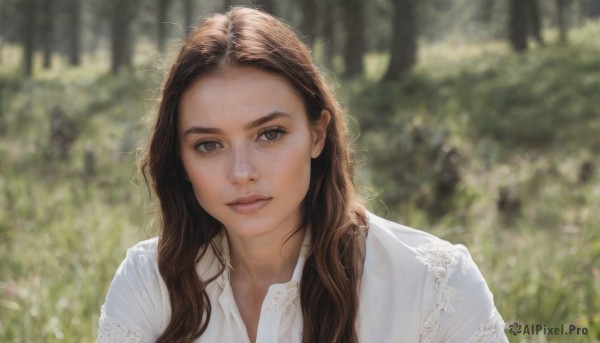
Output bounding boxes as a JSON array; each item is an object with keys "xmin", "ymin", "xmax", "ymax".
[
  {"xmin": 1, "ymin": 23, "xmax": 600, "ymax": 342},
  {"xmin": 0, "ymin": 53, "xmax": 157, "ymax": 341},
  {"xmin": 346, "ymin": 22, "xmax": 600, "ymax": 343}
]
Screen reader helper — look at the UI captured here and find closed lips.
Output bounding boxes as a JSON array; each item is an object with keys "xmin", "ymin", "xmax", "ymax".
[
  {"xmin": 227, "ymin": 195, "xmax": 272, "ymax": 214},
  {"xmin": 227, "ymin": 195, "xmax": 271, "ymax": 205}
]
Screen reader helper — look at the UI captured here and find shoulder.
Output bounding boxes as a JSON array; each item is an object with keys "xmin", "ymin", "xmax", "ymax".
[
  {"xmin": 111, "ymin": 238, "xmax": 162, "ymax": 289},
  {"xmin": 123, "ymin": 237, "xmax": 159, "ymax": 264},
  {"xmin": 129, "ymin": 237, "xmax": 160, "ymax": 253},
  {"xmin": 365, "ymin": 211, "xmax": 489, "ymax": 290},
  {"xmin": 363, "ymin": 211, "xmax": 470, "ymax": 296},
  {"xmin": 99, "ymin": 237, "xmax": 166, "ymax": 343},
  {"xmin": 98, "ymin": 236, "xmax": 225, "ymax": 343},
  {"xmin": 366, "ymin": 211, "xmax": 446, "ymax": 250},
  {"xmin": 110, "ymin": 237, "xmax": 160, "ymax": 286},
  {"xmin": 364, "ymin": 211, "xmax": 462, "ymax": 276},
  {"xmin": 362, "ymin": 212, "xmax": 508, "ymax": 343}
]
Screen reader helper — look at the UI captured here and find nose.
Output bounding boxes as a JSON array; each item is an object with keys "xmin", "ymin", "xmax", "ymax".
[{"xmin": 228, "ymin": 146, "xmax": 259, "ymax": 184}]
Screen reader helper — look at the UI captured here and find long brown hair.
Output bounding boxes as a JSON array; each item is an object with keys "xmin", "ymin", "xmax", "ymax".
[{"xmin": 140, "ymin": 7, "xmax": 367, "ymax": 343}]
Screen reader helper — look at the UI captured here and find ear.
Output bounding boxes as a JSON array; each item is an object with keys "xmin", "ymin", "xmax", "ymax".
[{"xmin": 310, "ymin": 110, "xmax": 331, "ymax": 159}]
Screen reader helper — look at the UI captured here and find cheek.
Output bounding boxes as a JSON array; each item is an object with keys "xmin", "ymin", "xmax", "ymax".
[
  {"xmin": 182, "ymin": 158, "xmax": 221, "ymax": 202},
  {"xmin": 268, "ymin": 144, "xmax": 312, "ymax": 186}
]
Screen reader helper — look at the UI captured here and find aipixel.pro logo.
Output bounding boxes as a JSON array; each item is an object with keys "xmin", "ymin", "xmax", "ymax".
[{"xmin": 508, "ymin": 321, "xmax": 589, "ymax": 336}]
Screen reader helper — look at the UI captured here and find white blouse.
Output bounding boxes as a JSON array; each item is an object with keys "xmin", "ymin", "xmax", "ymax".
[{"xmin": 98, "ymin": 212, "xmax": 508, "ymax": 342}]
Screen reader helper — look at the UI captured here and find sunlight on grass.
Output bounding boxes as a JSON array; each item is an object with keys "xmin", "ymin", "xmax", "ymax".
[
  {"xmin": 348, "ymin": 21, "xmax": 600, "ymax": 343},
  {"xmin": 1, "ymin": 21, "xmax": 600, "ymax": 342}
]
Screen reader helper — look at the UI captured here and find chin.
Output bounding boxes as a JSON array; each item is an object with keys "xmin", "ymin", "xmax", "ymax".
[
  {"xmin": 222, "ymin": 213, "xmax": 298, "ymax": 239},
  {"xmin": 221, "ymin": 214, "xmax": 268, "ymax": 230},
  {"xmin": 225, "ymin": 223, "xmax": 276, "ymax": 239}
]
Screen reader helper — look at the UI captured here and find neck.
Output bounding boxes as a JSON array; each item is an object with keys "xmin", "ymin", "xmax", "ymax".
[{"xmin": 227, "ymin": 228, "xmax": 305, "ymax": 288}]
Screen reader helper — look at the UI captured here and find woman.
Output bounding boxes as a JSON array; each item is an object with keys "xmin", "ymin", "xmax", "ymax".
[{"xmin": 98, "ymin": 7, "xmax": 508, "ymax": 343}]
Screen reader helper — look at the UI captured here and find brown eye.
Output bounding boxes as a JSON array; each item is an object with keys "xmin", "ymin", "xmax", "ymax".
[
  {"xmin": 194, "ymin": 140, "xmax": 221, "ymax": 154},
  {"xmin": 258, "ymin": 127, "xmax": 286, "ymax": 142}
]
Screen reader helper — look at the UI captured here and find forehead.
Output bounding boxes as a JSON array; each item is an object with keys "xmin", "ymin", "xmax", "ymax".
[{"xmin": 178, "ymin": 66, "xmax": 307, "ymax": 128}]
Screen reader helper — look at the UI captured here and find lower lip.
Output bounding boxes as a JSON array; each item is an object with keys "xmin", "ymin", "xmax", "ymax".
[{"xmin": 228, "ymin": 199, "xmax": 271, "ymax": 214}]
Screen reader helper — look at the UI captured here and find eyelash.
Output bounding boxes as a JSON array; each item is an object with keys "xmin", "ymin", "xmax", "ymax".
[
  {"xmin": 192, "ymin": 139, "xmax": 222, "ymax": 154},
  {"xmin": 191, "ymin": 126, "xmax": 288, "ymax": 154},
  {"xmin": 257, "ymin": 126, "xmax": 287, "ymax": 143}
]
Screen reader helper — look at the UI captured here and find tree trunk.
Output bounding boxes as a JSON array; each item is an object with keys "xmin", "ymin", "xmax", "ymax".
[
  {"xmin": 111, "ymin": 0, "xmax": 131, "ymax": 74},
  {"xmin": 477, "ymin": 0, "xmax": 494, "ymax": 23},
  {"xmin": 111, "ymin": 0, "xmax": 137, "ymax": 74},
  {"xmin": 589, "ymin": 0, "xmax": 600, "ymax": 18},
  {"xmin": 184, "ymin": 0, "xmax": 195, "ymax": 36},
  {"xmin": 40, "ymin": 0, "xmax": 54, "ymax": 69},
  {"xmin": 111, "ymin": 0, "xmax": 126, "ymax": 74},
  {"xmin": 509, "ymin": 0, "xmax": 528, "ymax": 52},
  {"xmin": 321, "ymin": 0, "xmax": 335, "ymax": 70},
  {"xmin": 527, "ymin": 0, "xmax": 544, "ymax": 46},
  {"xmin": 341, "ymin": 0, "xmax": 364, "ymax": 78},
  {"xmin": 68, "ymin": 0, "xmax": 81, "ymax": 66},
  {"xmin": 556, "ymin": 0, "xmax": 569, "ymax": 43},
  {"xmin": 298, "ymin": 0, "xmax": 317, "ymax": 49},
  {"xmin": 383, "ymin": 0, "xmax": 417, "ymax": 81},
  {"xmin": 253, "ymin": 0, "xmax": 275, "ymax": 14},
  {"xmin": 89, "ymin": 0, "xmax": 102, "ymax": 56},
  {"xmin": 0, "ymin": 0, "xmax": 5, "ymax": 65},
  {"xmin": 22, "ymin": 0, "xmax": 36, "ymax": 76},
  {"xmin": 157, "ymin": 0, "xmax": 171, "ymax": 51}
]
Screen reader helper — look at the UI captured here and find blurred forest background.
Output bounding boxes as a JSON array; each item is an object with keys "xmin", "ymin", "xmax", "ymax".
[{"xmin": 0, "ymin": 0, "xmax": 599, "ymax": 341}]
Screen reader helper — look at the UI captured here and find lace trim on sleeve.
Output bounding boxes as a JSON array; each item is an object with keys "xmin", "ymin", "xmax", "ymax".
[
  {"xmin": 417, "ymin": 240, "xmax": 459, "ymax": 343},
  {"xmin": 98, "ymin": 307, "xmax": 142, "ymax": 343},
  {"xmin": 468, "ymin": 309, "xmax": 508, "ymax": 343}
]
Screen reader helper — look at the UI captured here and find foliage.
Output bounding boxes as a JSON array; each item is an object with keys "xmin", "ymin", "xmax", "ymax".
[
  {"xmin": 348, "ymin": 22, "xmax": 600, "ymax": 217},
  {"xmin": 455, "ymin": 43, "xmax": 600, "ymax": 150},
  {"xmin": 0, "ymin": 62, "xmax": 156, "ymax": 341},
  {"xmin": 345, "ymin": 23, "xmax": 600, "ymax": 342},
  {"xmin": 1, "ymin": 23, "xmax": 600, "ymax": 343}
]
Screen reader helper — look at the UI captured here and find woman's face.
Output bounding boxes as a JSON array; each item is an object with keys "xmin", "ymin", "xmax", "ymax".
[{"xmin": 178, "ymin": 66, "xmax": 329, "ymax": 241}]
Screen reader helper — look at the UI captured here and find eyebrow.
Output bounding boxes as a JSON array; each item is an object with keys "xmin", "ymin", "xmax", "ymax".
[{"xmin": 183, "ymin": 112, "xmax": 291, "ymax": 137}]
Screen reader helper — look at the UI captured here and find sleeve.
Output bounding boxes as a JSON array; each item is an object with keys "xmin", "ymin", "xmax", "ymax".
[
  {"xmin": 97, "ymin": 245, "xmax": 166, "ymax": 343},
  {"xmin": 417, "ymin": 240, "xmax": 508, "ymax": 343}
]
